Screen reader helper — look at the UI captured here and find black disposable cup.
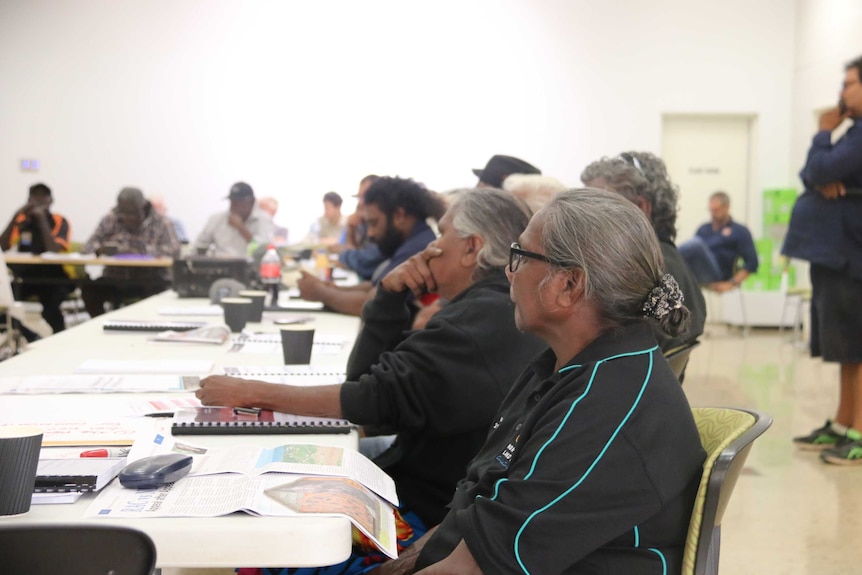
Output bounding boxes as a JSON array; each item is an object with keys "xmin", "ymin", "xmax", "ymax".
[
  {"xmin": 280, "ymin": 326, "xmax": 315, "ymax": 364},
  {"xmin": 221, "ymin": 297, "xmax": 252, "ymax": 333},
  {"xmin": 0, "ymin": 426, "xmax": 43, "ymax": 516},
  {"xmin": 238, "ymin": 290, "xmax": 267, "ymax": 323}
]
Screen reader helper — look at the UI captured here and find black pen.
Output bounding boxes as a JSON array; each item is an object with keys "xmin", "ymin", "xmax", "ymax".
[
  {"xmin": 144, "ymin": 412, "xmax": 175, "ymax": 418},
  {"xmin": 233, "ymin": 406, "xmax": 262, "ymax": 416}
]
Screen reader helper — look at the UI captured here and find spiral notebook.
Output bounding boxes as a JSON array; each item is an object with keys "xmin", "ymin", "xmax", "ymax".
[
  {"xmin": 171, "ymin": 407, "xmax": 352, "ymax": 435},
  {"xmin": 103, "ymin": 320, "xmax": 207, "ymax": 332},
  {"xmin": 34, "ymin": 458, "xmax": 126, "ymax": 493},
  {"xmin": 221, "ymin": 365, "xmax": 346, "ymax": 386}
]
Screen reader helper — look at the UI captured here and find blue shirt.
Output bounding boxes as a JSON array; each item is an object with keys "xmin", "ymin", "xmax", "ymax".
[
  {"xmin": 782, "ymin": 121, "xmax": 862, "ymax": 281},
  {"xmin": 695, "ymin": 219, "xmax": 758, "ymax": 279}
]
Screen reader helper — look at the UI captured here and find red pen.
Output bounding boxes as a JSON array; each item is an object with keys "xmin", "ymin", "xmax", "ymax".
[{"xmin": 80, "ymin": 448, "xmax": 130, "ymax": 458}]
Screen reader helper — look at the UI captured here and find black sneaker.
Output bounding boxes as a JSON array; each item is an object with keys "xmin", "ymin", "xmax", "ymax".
[
  {"xmin": 793, "ymin": 420, "xmax": 854, "ymax": 451},
  {"xmin": 820, "ymin": 437, "xmax": 862, "ymax": 465}
]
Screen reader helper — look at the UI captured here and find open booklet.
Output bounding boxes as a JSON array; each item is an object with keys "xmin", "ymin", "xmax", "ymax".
[
  {"xmin": 87, "ymin": 436, "xmax": 398, "ymax": 557},
  {"xmin": 148, "ymin": 325, "xmax": 231, "ymax": 344}
]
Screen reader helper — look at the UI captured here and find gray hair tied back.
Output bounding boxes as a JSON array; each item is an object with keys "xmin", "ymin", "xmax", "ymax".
[{"xmin": 643, "ymin": 274, "xmax": 690, "ymax": 334}]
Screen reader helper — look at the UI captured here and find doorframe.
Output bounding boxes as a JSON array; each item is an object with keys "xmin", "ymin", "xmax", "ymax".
[{"xmin": 661, "ymin": 113, "xmax": 760, "ymax": 235}]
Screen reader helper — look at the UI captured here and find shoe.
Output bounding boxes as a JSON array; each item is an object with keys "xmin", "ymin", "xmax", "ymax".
[
  {"xmin": 820, "ymin": 439, "xmax": 862, "ymax": 465},
  {"xmin": 793, "ymin": 420, "xmax": 857, "ymax": 451}
]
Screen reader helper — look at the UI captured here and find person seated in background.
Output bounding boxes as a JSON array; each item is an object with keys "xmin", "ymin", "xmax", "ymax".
[
  {"xmin": 473, "ymin": 153, "xmax": 541, "ymax": 188},
  {"xmin": 148, "ymin": 194, "xmax": 188, "ymax": 244},
  {"xmin": 0, "ymin": 183, "xmax": 72, "ymax": 335},
  {"xmin": 296, "ymin": 176, "xmax": 438, "ymax": 316},
  {"xmin": 331, "ymin": 174, "xmax": 386, "ymax": 280},
  {"xmin": 257, "ymin": 196, "xmax": 289, "ymax": 245},
  {"xmin": 502, "ymin": 173, "xmax": 566, "ymax": 213},
  {"xmin": 81, "ymin": 187, "xmax": 180, "ymax": 317},
  {"xmin": 303, "ymin": 191, "xmax": 346, "ymax": 246},
  {"xmin": 198, "ymin": 189, "xmax": 546, "ymax": 574},
  {"xmin": 194, "ymin": 182, "xmax": 274, "ymax": 257},
  {"xmin": 582, "ymin": 151, "xmax": 706, "ymax": 354},
  {"xmin": 679, "ymin": 190, "xmax": 759, "ymax": 291}
]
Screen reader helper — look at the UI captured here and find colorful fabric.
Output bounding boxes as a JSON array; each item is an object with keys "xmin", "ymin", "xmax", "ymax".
[{"xmin": 236, "ymin": 508, "xmax": 427, "ymax": 575}]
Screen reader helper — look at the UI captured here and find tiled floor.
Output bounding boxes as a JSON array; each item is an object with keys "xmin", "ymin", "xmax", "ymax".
[
  {"xmin": 683, "ymin": 324, "xmax": 862, "ymax": 574},
  {"xmin": 167, "ymin": 324, "xmax": 862, "ymax": 575}
]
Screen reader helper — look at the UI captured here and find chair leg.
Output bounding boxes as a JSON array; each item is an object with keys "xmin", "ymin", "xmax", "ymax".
[{"xmin": 703, "ymin": 526, "xmax": 721, "ymax": 575}]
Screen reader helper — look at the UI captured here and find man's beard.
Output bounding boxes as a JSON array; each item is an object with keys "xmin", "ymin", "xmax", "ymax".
[{"xmin": 375, "ymin": 218, "xmax": 406, "ymax": 258}]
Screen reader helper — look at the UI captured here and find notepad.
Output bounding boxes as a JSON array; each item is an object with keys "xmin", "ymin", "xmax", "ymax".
[
  {"xmin": 171, "ymin": 407, "xmax": 352, "ymax": 435},
  {"xmin": 75, "ymin": 359, "xmax": 214, "ymax": 375},
  {"xmin": 221, "ymin": 365, "xmax": 346, "ymax": 386},
  {"xmin": 35, "ymin": 458, "xmax": 126, "ymax": 493},
  {"xmin": 103, "ymin": 320, "xmax": 207, "ymax": 332}
]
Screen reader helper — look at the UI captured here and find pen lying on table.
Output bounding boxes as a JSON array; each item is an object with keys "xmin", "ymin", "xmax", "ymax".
[{"xmin": 80, "ymin": 448, "xmax": 130, "ymax": 458}]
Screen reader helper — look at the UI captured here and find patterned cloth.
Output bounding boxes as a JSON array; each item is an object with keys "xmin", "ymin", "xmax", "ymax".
[{"xmin": 236, "ymin": 508, "xmax": 427, "ymax": 575}]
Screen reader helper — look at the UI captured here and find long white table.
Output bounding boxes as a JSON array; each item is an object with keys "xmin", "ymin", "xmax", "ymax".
[{"xmin": 0, "ymin": 291, "xmax": 363, "ymax": 569}]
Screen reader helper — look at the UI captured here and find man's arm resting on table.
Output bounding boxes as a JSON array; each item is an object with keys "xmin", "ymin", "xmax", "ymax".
[{"xmin": 196, "ymin": 378, "xmax": 344, "ymax": 418}]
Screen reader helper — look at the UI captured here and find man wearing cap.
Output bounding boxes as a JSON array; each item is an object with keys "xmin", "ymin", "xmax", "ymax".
[
  {"xmin": 474, "ymin": 154, "xmax": 541, "ymax": 188},
  {"xmin": 81, "ymin": 187, "xmax": 180, "ymax": 317},
  {"xmin": 0, "ymin": 183, "xmax": 72, "ymax": 335},
  {"xmin": 194, "ymin": 182, "xmax": 274, "ymax": 257}
]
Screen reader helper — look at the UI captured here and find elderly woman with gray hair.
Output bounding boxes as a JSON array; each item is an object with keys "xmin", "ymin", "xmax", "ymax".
[
  {"xmin": 582, "ymin": 152, "xmax": 707, "ymax": 356},
  {"xmin": 391, "ymin": 189, "xmax": 705, "ymax": 575}
]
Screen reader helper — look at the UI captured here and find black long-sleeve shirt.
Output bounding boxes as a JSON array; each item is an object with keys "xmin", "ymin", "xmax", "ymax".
[{"xmin": 340, "ymin": 270, "xmax": 545, "ymax": 526}]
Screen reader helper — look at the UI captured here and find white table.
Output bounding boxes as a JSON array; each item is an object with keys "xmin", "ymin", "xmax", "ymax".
[{"xmin": 0, "ymin": 291, "xmax": 364, "ymax": 569}]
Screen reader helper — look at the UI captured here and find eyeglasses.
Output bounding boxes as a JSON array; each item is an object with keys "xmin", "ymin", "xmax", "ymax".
[
  {"xmin": 509, "ymin": 242, "xmax": 561, "ymax": 273},
  {"xmin": 618, "ymin": 152, "xmax": 644, "ymax": 176}
]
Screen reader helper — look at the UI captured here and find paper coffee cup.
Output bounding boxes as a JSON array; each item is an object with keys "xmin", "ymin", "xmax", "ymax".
[
  {"xmin": 280, "ymin": 326, "xmax": 315, "ymax": 365},
  {"xmin": 0, "ymin": 426, "xmax": 43, "ymax": 516},
  {"xmin": 221, "ymin": 297, "xmax": 252, "ymax": 333}
]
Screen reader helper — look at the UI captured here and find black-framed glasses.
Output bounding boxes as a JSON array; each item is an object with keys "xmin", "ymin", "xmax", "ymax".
[{"xmin": 509, "ymin": 242, "xmax": 560, "ymax": 273}]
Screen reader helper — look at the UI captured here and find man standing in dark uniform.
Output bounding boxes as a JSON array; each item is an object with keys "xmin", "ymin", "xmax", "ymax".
[
  {"xmin": 784, "ymin": 55, "xmax": 862, "ymax": 465},
  {"xmin": 0, "ymin": 183, "xmax": 72, "ymax": 335}
]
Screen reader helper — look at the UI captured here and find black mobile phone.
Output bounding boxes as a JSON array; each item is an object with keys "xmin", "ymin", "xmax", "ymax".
[{"xmin": 839, "ymin": 100, "xmax": 848, "ymax": 115}]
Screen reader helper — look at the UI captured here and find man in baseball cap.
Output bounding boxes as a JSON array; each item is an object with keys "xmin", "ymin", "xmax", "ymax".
[
  {"xmin": 194, "ymin": 182, "xmax": 274, "ymax": 256},
  {"xmin": 473, "ymin": 155, "xmax": 541, "ymax": 188}
]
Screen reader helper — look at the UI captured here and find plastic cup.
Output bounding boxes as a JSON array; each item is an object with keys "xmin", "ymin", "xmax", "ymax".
[
  {"xmin": 238, "ymin": 290, "xmax": 267, "ymax": 323},
  {"xmin": 280, "ymin": 326, "xmax": 315, "ymax": 365},
  {"xmin": 221, "ymin": 297, "xmax": 252, "ymax": 333},
  {"xmin": 0, "ymin": 426, "xmax": 43, "ymax": 516}
]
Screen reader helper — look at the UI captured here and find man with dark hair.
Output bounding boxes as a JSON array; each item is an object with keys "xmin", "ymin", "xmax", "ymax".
[
  {"xmin": 330, "ymin": 175, "xmax": 386, "ymax": 280},
  {"xmin": 678, "ymin": 190, "xmax": 759, "ymax": 291},
  {"xmin": 473, "ymin": 154, "xmax": 541, "ymax": 188},
  {"xmin": 0, "ymin": 183, "xmax": 72, "ymax": 335},
  {"xmin": 194, "ymin": 182, "xmax": 274, "ymax": 257},
  {"xmin": 297, "ymin": 176, "xmax": 437, "ymax": 316},
  {"xmin": 784, "ymin": 55, "xmax": 862, "ymax": 464},
  {"xmin": 81, "ymin": 187, "xmax": 180, "ymax": 317}
]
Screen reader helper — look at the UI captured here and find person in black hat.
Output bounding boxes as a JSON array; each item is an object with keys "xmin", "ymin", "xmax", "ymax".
[
  {"xmin": 194, "ymin": 182, "xmax": 275, "ymax": 257},
  {"xmin": 473, "ymin": 154, "xmax": 541, "ymax": 188},
  {"xmin": 0, "ymin": 183, "xmax": 72, "ymax": 335}
]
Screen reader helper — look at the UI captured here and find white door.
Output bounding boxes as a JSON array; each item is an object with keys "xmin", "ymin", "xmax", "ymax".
[{"xmin": 661, "ymin": 115, "xmax": 755, "ymax": 243}]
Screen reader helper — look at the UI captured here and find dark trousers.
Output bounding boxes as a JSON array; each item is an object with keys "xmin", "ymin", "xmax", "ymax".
[{"xmin": 16, "ymin": 283, "xmax": 71, "ymax": 334}]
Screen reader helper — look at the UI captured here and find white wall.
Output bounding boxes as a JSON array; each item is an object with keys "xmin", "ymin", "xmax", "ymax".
[
  {"xmin": 792, "ymin": 0, "xmax": 862, "ymax": 177},
  {"xmin": 0, "ymin": 0, "xmax": 796, "ymax": 244}
]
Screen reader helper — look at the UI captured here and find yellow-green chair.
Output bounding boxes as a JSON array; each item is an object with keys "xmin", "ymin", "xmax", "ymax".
[{"xmin": 682, "ymin": 407, "xmax": 772, "ymax": 575}]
